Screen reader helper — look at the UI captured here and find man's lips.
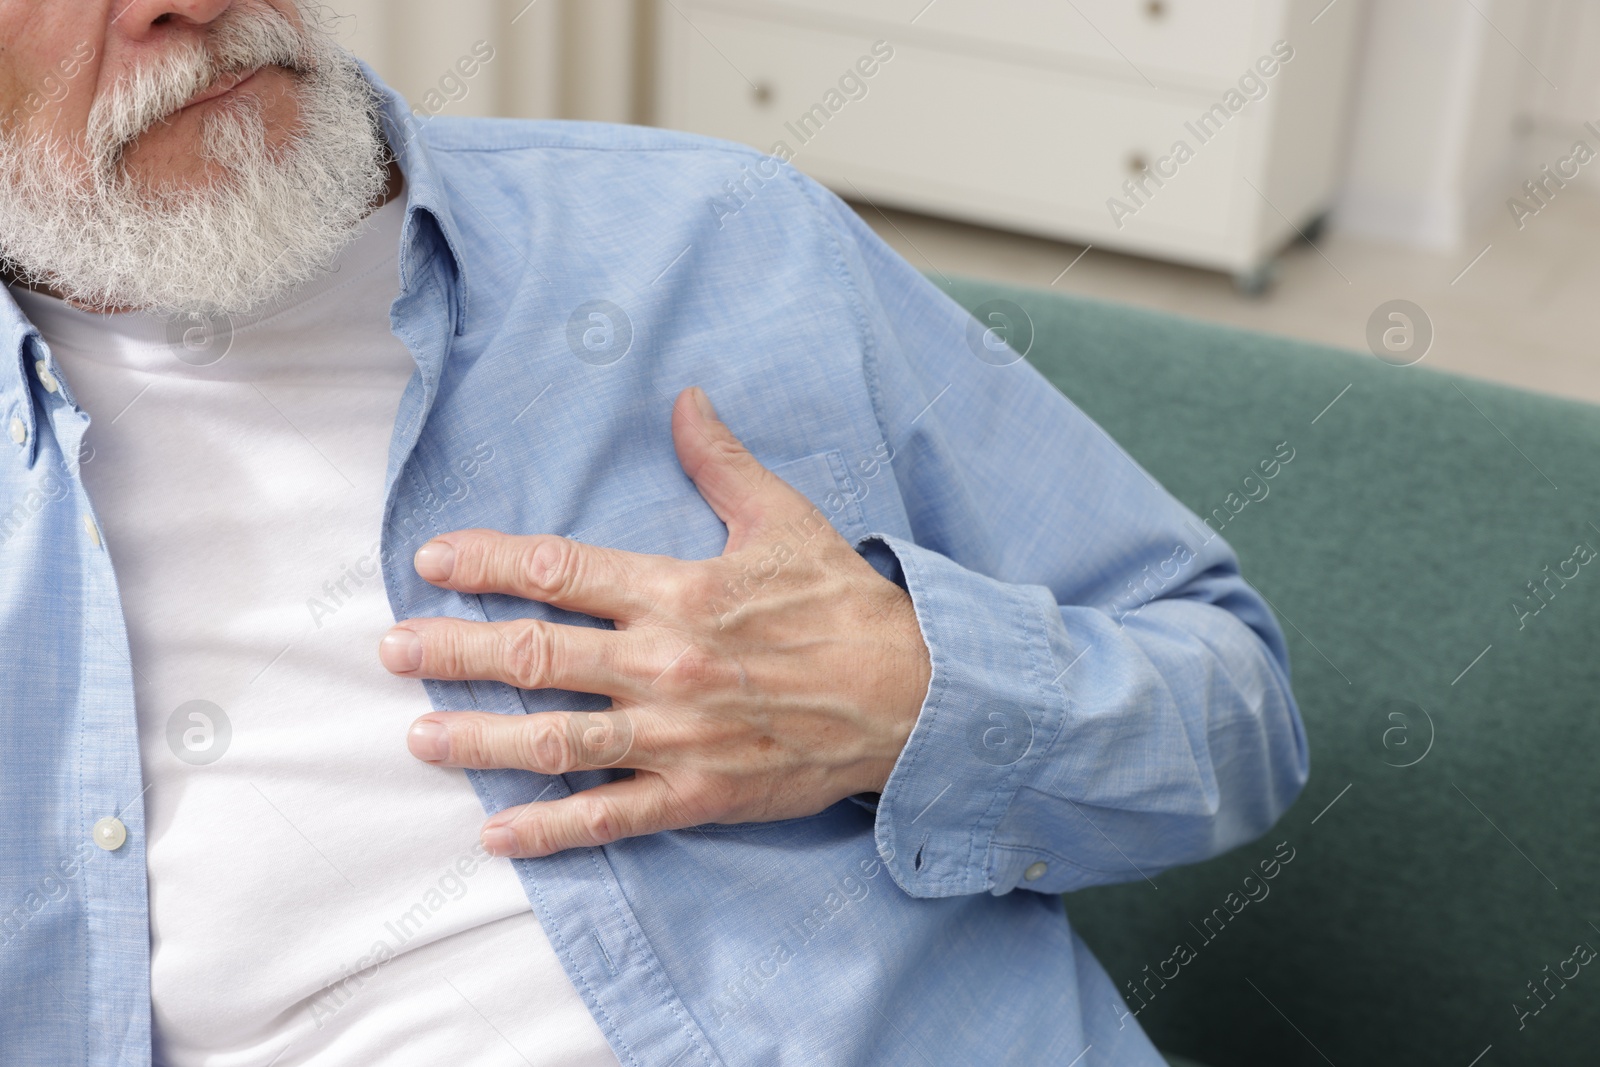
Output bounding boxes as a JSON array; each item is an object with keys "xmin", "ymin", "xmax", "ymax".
[{"xmin": 177, "ymin": 66, "xmax": 264, "ymax": 114}]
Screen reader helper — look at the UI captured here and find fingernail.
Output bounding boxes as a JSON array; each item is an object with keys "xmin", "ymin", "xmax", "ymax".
[
  {"xmin": 482, "ymin": 825, "xmax": 517, "ymax": 857},
  {"xmin": 414, "ymin": 540, "xmax": 455, "ymax": 581},
  {"xmin": 408, "ymin": 719, "xmax": 450, "ymax": 762},
  {"xmin": 380, "ymin": 628, "xmax": 423, "ymax": 673},
  {"xmin": 692, "ymin": 386, "xmax": 716, "ymax": 421}
]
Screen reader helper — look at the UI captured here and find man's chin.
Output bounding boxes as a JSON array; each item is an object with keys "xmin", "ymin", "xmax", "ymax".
[{"xmin": 0, "ymin": 42, "xmax": 385, "ymax": 319}]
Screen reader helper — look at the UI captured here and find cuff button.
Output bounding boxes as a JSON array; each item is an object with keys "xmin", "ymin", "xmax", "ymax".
[{"xmin": 92, "ymin": 817, "xmax": 127, "ymax": 851}]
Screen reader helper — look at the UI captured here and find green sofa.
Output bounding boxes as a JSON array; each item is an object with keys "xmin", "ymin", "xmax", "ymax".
[{"xmin": 942, "ymin": 278, "xmax": 1599, "ymax": 1067}]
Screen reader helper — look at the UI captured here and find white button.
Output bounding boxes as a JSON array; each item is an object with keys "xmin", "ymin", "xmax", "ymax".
[
  {"xmin": 83, "ymin": 515, "xmax": 101, "ymax": 548},
  {"xmin": 7, "ymin": 417, "xmax": 23, "ymax": 445},
  {"xmin": 34, "ymin": 360, "xmax": 59, "ymax": 394},
  {"xmin": 1024, "ymin": 861, "xmax": 1048, "ymax": 882},
  {"xmin": 92, "ymin": 816, "xmax": 127, "ymax": 851}
]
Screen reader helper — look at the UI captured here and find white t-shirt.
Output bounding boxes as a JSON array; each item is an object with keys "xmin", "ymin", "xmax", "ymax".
[{"xmin": 11, "ymin": 195, "xmax": 622, "ymax": 1067}]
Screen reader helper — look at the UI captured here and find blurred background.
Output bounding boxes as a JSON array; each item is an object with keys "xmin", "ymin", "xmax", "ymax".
[{"xmin": 329, "ymin": 0, "xmax": 1600, "ymax": 403}]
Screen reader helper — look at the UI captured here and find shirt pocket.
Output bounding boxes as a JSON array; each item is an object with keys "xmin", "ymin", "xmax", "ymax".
[
  {"xmin": 773, "ymin": 448, "xmax": 870, "ymax": 543},
  {"xmin": 568, "ymin": 448, "xmax": 870, "ymax": 558}
]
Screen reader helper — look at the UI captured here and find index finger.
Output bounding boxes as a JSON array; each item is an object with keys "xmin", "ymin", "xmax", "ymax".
[{"xmin": 415, "ymin": 530, "xmax": 666, "ymax": 622}]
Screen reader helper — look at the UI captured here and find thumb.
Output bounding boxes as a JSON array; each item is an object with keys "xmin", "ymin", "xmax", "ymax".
[{"xmin": 672, "ymin": 386, "xmax": 792, "ymax": 551}]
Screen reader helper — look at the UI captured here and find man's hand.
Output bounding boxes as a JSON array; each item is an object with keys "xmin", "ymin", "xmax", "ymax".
[{"xmin": 379, "ymin": 386, "xmax": 932, "ymax": 858}]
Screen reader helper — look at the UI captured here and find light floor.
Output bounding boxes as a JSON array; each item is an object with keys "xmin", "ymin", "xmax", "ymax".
[{"xmin": 853, "ymin": 191, "xmax": 1600, "ymax": 407}]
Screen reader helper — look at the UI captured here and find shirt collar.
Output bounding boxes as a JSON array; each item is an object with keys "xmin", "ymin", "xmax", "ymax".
[
  {"xmin": 363, "ymin": 59, "xmax": 473, "ymax": 337},
  {"xmin": 0, "ymin": 59, "xmax": 472, "ymax": 468},
  {"xmin": 0, "ymin": 293, "xmax": 40, "ymax": 467}
]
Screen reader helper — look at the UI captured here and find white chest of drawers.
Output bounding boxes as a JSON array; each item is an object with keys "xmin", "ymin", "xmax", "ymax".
[{"xmin": 654, "ymin": 0, "xmax": 1366, "ymax": 286}]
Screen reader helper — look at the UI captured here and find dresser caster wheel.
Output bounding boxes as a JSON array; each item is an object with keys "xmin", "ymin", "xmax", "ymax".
[{"xmin": 1232, "ymin": 260, "xmax": 1280, "ymax": 296}]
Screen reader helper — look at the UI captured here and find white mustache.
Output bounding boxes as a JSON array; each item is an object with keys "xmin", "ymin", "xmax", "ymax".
[{"xmin": 85, "ymin": 4, "xmax": 312, "ymax": 162}]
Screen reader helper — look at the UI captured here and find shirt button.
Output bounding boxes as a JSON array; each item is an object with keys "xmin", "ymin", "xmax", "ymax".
[
  {"xmin": 34, "ymin": 360, "xmax": 60, "ymax": 394},
  {"xmin": 83, "ymin": 515, "xmax": 102, "ymax": 548},
  {"xmin": 1024, "ymin": 861, "xmax": 1049, "ymax": 882},
  {"xmin": 92, "ymin": 817, "xmax": 127, "ymax": 851},
  {"xmin": 7, "ymin": 417, "xmax": 23, "ymax": 445}
]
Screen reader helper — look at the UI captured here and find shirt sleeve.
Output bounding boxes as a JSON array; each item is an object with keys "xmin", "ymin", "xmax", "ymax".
[{"xmin": 800, "ymin": 177, "xmax": 1310, "ymax": 901}]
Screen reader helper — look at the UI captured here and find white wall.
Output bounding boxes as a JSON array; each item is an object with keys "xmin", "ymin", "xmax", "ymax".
[
  {"xmin": 1332, "ymin": 0, "xmax": 1600, "ymax": 249},
  {"xmin": 1517, "ymin": 0, "xmax": 1600, "ymax": 192},
  {"xmin": 325, "ymin": 0, "xmax": 635, "ymax": 123}
]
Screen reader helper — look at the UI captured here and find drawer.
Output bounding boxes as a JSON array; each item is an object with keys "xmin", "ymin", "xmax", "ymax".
[
  {"xmin": 690, "ymin": 0, "xmax": 1276, "ymax": 89},
  {"xmin": 661, "ymin": 9, "xmax": 1254, "ymax": 247}
]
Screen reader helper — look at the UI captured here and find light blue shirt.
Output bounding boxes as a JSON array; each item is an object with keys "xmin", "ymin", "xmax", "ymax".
[{"xmin": 0, "ymin": 68, "xmax": 1307, "ymax": 1065}]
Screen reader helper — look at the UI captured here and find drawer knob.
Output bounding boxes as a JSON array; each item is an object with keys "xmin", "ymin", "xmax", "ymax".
[
  {"xmin": 751, "ymin": 81, "xmax": 775, "ymax": 107},
  {"xmin": 1127, "ymin": 152, "xmax": 1149, "ymax": 175},
  {"xmin": 1146, "ymin": 0, "xmax": 1167, "ymax": 19}
]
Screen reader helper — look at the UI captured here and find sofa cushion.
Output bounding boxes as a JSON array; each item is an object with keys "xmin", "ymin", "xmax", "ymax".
[{"xmin": 942, "ymin": 277, "xmax": 1600, "ymax": 1067}]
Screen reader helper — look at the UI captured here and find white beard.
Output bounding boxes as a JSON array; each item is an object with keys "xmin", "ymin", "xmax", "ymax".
[{"xmin": 0, "ymin": 3, "xmax": 388, "ymax": 317}]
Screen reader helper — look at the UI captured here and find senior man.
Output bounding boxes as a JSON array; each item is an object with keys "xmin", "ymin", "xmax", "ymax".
[{"xmin": 0, "ymin": 2, "xmax": 1308, "ymax": 1065}]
